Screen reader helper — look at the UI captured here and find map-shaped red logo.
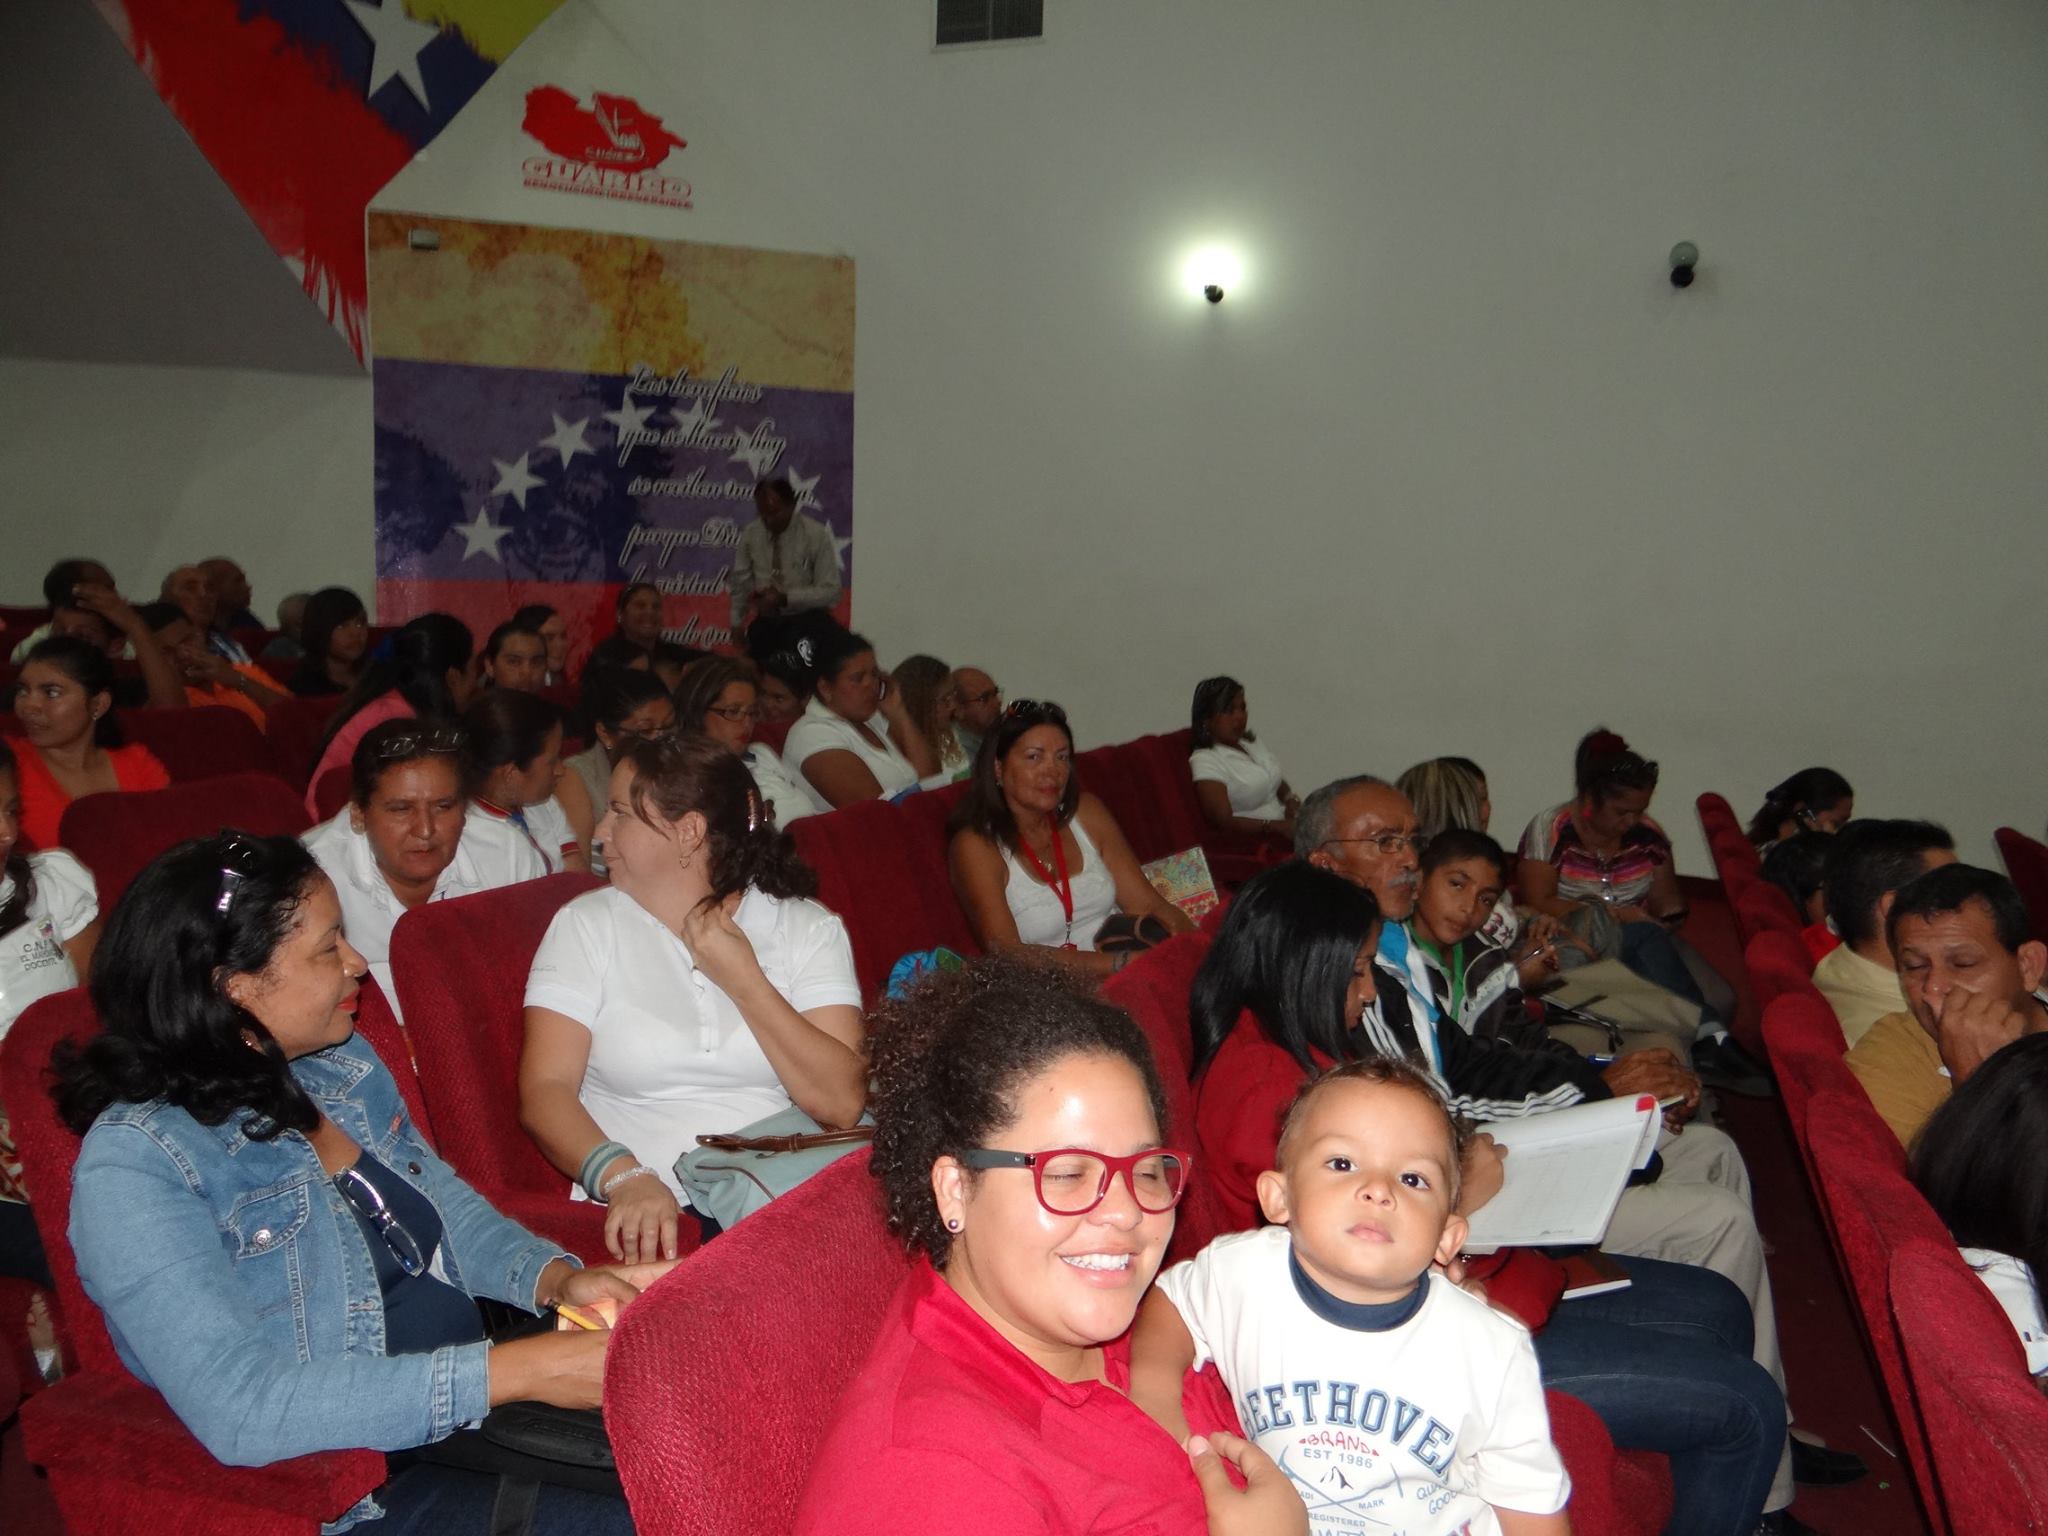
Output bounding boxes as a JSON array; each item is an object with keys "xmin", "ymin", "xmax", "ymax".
[{"xmin": 523, "ymin": 87, "xmax": 686, "ymax": 173}]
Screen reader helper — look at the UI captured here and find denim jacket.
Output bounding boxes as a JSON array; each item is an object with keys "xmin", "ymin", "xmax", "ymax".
[{"xmin": 68, "ymin": 1032, "xmax": 573, "ymax": 1525}]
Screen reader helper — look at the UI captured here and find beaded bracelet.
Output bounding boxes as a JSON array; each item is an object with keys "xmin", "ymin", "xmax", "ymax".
[
  {"xmin": 598, "ymin": 1164, "xmax": 659, "ymax": 1201},
  {"xmin": 578, "ymin": 1140, "xmax": 634, "ymax": 1201}
]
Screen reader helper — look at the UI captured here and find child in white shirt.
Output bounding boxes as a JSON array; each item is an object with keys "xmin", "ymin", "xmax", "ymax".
[{"xmin": 1132, "ymin": 1057, "xmax": 1572, "ymax": 1536}]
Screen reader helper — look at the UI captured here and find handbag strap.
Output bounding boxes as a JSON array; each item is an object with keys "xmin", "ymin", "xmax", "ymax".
[{"xmin": 693, "ymin": 1125, "xmax": 876, "ymax": 1154}]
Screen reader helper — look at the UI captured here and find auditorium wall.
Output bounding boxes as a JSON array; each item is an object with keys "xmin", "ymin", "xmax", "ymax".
[{"xmin": 7, "ymin": 0, "xmax": 2045, "ymax": 866}]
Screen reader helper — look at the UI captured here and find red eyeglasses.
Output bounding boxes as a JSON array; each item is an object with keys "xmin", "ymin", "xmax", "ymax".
[{"xmin": 957, "ymin": 1147, "xmax": 1193, "ymax": 1216}]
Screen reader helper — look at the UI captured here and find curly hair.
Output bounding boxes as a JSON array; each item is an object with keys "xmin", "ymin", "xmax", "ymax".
[
  {"xmin": 866, "ymin": 958, "xmax": 1170, "ymax": 1268},
  {"xmin": 52, "ymin": 834, "xmax": 324, "ymax": 1139},
  {"xmin": 617, "ymin": 731, "xmax": 816, "ymax": 902}
]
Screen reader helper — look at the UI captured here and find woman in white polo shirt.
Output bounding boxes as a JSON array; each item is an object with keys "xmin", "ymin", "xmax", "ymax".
[
  {"xmin": 519, "ymin": 731, "xmax": 864, "ymax": 1260},
  {"xmin": 461, "ymin": 688, "xmax": 588, "ymax": 872},
  {"xmin": 301, "ymin": 718, "xmax": 546, "ymax": 1015},
  {"xmin": 1186, "ymin": 675, "xmax": 1298, "ymax": 843},
  {"xmin": 782, "ymin": 628, "xmax": 941, "ymax": 809}
]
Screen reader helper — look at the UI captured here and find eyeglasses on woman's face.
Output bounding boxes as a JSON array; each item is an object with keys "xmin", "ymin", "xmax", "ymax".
[
  {"xmin": 956, "ymin": 1147, "xmax": 1192, "ymax": 1216},
  {"xmin": 705, "ymin": 703, "xmax": 760, "ymax": 723}
]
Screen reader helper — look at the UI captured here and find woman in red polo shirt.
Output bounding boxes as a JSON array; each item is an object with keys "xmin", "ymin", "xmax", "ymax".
[
  {"xmin": 10, "ymin": 636, "xmax": 170, "ymax": 851},
  {"xmin": 796, "ymin": 960, "xmax": 1302, "ymax": 1536}
]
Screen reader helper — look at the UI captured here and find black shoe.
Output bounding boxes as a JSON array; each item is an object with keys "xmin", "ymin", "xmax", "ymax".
[
  {"xmin": 1790, "ymin": 1435, "xmax": 1868, "ymax": 1486},
  {"xmin": 1694, "ymin": 1034, "xmax": 1776, "ymax": 1099},
  {"xmin": 1754, "ymin": 1512, "xmax": 1825, "ymax": 1536}
]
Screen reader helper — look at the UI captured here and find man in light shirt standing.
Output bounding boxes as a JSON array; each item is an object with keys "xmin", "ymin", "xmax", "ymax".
[{"xmin": 728, "ymin": 475, "xmax": 842, "ymax": 658}]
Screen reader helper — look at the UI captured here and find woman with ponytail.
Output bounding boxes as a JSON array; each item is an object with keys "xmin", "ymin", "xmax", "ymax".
[
  {"xmin": 519, "ymin": 732, "xmax": 864, "ymax": 1256},
  {"xmin": 303, "ymin": 613, "xmax": 481, "ymax": 815},
  {"xmin": 1745, "ymin": 767, "xmax": 1854, "ymax": 849}
]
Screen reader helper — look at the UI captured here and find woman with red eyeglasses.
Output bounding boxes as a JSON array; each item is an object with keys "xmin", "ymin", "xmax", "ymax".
[
  {"xmin": 948, "ymin": 701, "xmax": 1195, "ymax": 980},
  {"xmin": 796, "ymin": 958, "xmax": 1304, "ymax": 1536}
]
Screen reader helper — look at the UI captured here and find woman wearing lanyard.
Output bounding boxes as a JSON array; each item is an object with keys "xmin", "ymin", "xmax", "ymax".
[{"xmin": 947, "ymin": 701, "xmax": 1194, "ymax": 980}]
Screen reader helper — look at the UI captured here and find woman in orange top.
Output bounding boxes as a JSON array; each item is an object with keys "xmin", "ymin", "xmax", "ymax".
[{"xmin": 10, "ymin": 636, "xmax": 170, "ymax": 850}]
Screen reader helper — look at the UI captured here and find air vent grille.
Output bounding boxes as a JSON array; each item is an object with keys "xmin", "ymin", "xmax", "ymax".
[{"xmin": 936, "ymin": 0, "xmax": 1043, "ymax": 47}]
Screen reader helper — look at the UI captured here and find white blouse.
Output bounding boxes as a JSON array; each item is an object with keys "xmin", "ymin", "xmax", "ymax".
[
  {"xmin": 524, "ymin": 884, "xmax": 861, "ymax": 1205},
  {"xmin": 783, "ymin": 697, "xmax": 919, "ymax": 801},
  {"xmin": 1189, "ymin": 738, "xmax": 1287, "ymax": 820},
  {"xmin": 745, "ymin": 742, "xmax": 825, "ymax": 828},
  {"xmin": 0, "ymin": 850, "xmax": 98, "ymax": 1038},
  {"xmin": 474, "ymin": 794, "xmax": 581, "ymax": 873},
  {"xmin": 1000, "ymin": 818, "xmax": 1118, "ymax": 951},
  {"xmin": 1961, "ymin": 1247, "xmax": 2048, "ymax": 1376}
]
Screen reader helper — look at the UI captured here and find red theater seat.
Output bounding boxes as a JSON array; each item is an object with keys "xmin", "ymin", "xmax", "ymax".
[
  {"xmin": 0, "ymin": 990, "xmax": 383, "ymax": 1533},
  {"xmin": 58, "ymin": 772, "xmax": 311, "ymax": 911},
  {"xmin": 1890, "ymin": 1241, "xmax": 2048, "ymax": 1535},
  {"xmin": 264, "ymin": 693, "xmax": 345, "ymax": 786},
  {"xmin": 116, "ymin": 705, "xmax": 269, "ymax": 783},
  {"xmin": 1995, "ymin": 826, "xmax": 2048, "ymax": 943},
  {"xmin": 1743, "ymin": 929, "xmax": 1820, "ymax": 1012},
  {"xmin": 752, "ymin": 712, "xmax": 795, "ymax": 757},
  {"xmin": 1732, "ymin": 882, "xmax": 1804, "ymax": 949},
  {"xmin": 311, "ymin": 764, "xmax": 352, "ymax": 822},
  {"xmin": 388, "ymin": 873, "xmax": 625, "ymax": 1264}
]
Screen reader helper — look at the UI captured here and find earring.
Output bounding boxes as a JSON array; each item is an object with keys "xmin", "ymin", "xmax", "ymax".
[{"xmin": 945, "ymin": 1217, "xmax": 962, "ymax": 1233}]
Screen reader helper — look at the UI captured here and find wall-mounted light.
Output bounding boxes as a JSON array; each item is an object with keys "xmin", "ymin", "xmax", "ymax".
[
  {"xmin": 1669, "ymin": 240, "xmax": 1698, "ymax": 288},
  {"xmin": 1183, "ymin": 245, "xmax": 1242, "ymax": 304},
  {"xmin": 408, "ymin": 227, "xmax": 441, "ymax": 252}
]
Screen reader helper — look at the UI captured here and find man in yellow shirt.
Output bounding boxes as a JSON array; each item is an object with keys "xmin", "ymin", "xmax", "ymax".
[
  {"xmin": 1814, "ymin": 819, "xmax": 1956, "ymax": 1046},
  {"xmin": 1847, "ymin": 864, "xmax": 2048, "ymax": 1147}
]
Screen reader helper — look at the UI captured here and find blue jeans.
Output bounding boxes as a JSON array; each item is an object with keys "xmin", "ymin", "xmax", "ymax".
[
  {"xmin": 1618, "ymin": 922, "xmax": 1730, "ymax": 1031},
  {"xmin": 1535, "ymin": 1255, "xmax": 1783, "ymax": 1536},
  {"xmin": 374, "ymin": 1462, "xmax": 635, "ymax": 1536}
]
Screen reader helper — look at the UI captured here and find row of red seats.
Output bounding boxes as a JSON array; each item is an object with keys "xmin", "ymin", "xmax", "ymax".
[
  {"xmin": 1698, "ymin": 792, "xmax": 2048, "ymax": 1533},
  {"xmin": 1995, "ymin": 825, "xmax": 2048, "ymax": 943},
  {"xmin": 0, "ymin": 697, "xmax": 344, "ymax": 792}
]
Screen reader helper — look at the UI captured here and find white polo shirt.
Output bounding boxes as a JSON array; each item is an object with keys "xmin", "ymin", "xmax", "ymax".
[
  {"xmin": 524, "ymin": 884, "xmax": 860, "ymax": 1205},
  {"xmin": 783, "ymin": 697, "xmax": 919, "ymax": 801},
  {"xmin": 0, "ymin": 850, "xmax": 97, "ymax": 1040},
  {"xmin": 303, "ymin": 805, "xmax": 546, "ymax": 1017},
  {"xmin": 474, "ymin": 794, "xmax": 582, "ymax": 873},
  {"xmin": 744, "ymin": 742, "xmax": 824, "ymax": 828},
  {"xmin": 1189, "ymin": 738, "xmax": 1287, "ymax": 820}
]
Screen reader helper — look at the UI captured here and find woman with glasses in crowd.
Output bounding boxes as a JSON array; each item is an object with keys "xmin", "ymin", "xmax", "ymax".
[
  {"xmin": 519, "ymin": 732, "xmax": 862, "ymax": 1260},
  {"xmin": 57, "ymin": 831, "xmax": 652, "ymax": 1533},
  {"xmin": 555, "ymin": 666, "xmax": 677, "ymax": 876},
  {"xmin": 948, "ymin": 701, "xmax": 1194, "ymax": 979},
  {"xmin": 673, "ymin": 655, "xmax": 823, "ymax": 827},
  {"xmin": 784, "ymin": 629, "xmax": 941, "ymax": 809},
  {"xmin": 797, "ymin": 958, "xmax": 1299, "ymax": 1536},
  {"xmin": 303, "ymin": 719, "xmax": 545, "ymax": 1015}
]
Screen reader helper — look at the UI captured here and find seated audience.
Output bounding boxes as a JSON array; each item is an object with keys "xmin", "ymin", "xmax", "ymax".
[
  {"xmin": 305, "ymin": 613, "xmax": 480, "ymax": 817},
  {"xmin": 10, "ymin": 558, "xmax": 116, "ymax": 663},
  {"xmin": 673, "ymin": 655, "xmax": 824, "ymax": 827},
  {"xmin": 303, "ymin": 718, "xmax": 544, "ymax": 1011},
  {"xmin": 198, "ymin": 556, "xmax": 261, "ymax": 632},
  {"xmin": 512, "ymin": 603, "xmax": 572, "ymax": 686},
  {"xmin": 1187, "ymin": 676, "xmax": 1297, "ymax": 842},
  {"xmin": 1130, "ymin": 1057, "xmax": 1572, "ymax": 1536},
  {"xmin": 729, "ymin": 475, "xmax": 843, "ymax": 661},
  {"xmin": 1398, "ymin": 754, "xmax": 1493, "ymax": 840},
  {"xmin": 949, "ymin": 664, "xmax": 1002, "ymax": 761},
  {"xmin": 556, "ymin": 667, "xmax": 676, "ymax": 872},
  {"xmin": 796, "ymin": 959, "xmax": 1295, "ymax": 1536},
  {"xmin": 1518, "ymin": 728, "xmax": 1756, "ymax": 1093},
  {"xmin": 784, "ymin": 629, "xmax": 940, "ymax": 807},
  {"xmin": 1911, "ymin": 1032, "xmax": 2048, "ymax": 1381},
  {"xmin": 57, "ymin": 833, "xmax": 647, "ymax": 1532},
  {"xmin": 286, "ymin": 586, "xmax": 372, "ymax": 698},
  {"xmin": 45, "ymin": 577, "xmax": 186, "ymax": 710},
  {"xmin": 263, "ymin": 591, "xmax": 310, "ymax": 665},
  {"xmin": 463, "ymin": 690, "xmax": 586, "ymax": 873},
  {"xmin": 1185, "ymin": 862, "xmax": 1790, "ymax": 1532},
  {"xmin": 1745, "ymin": 768, "xmax": 1854, "ymax": 848},
  {"xmin": 948, "ymin": 701, "xmax": 1195, "ymax": 977},
  {"xmin": 0, "ymin": 738, "xmax": 101, "ymax": 1300},
  {"xmin": 136, "ymin": 600, "xmax": 288, "ymax": 726},
  {"xmin": 1815, "ymin": 818, "xmax": 1956, "ymax": 1047},
  {"xmin": 585, "ymin": 583, "xmax": 664, "ymax": 675},
  {"xmin": 1411, "ymin": 828, "xmax": 1586, "ymax": 1037},
  {"xmin": 482, "ymin": 615, "xmax": 549, "ymax": 692},
  {"xmin": 9, "ymin": 636, "xmax": 171, "ymax": 850},
  {"xmin": 893, "ymin": 653, "xmax": 971, "ymax": 780},
  {"xmin": 520, "ymin": 733, "xmax": 863, "ymax": 1256},
  {"xmin": 755, "ymin": 645, "xmax": 813, "ymax": 722},
  {"xmin": 1846, "ymin": 864, "xmax": 2047, "ymax": 1148},
  {"xmin": 161, "ymin": 563, "xmax": 251, "ymax": 665},
  {"xmin": 1760, "ymin": 830, "xmax": 1839, "ymax": 962}
]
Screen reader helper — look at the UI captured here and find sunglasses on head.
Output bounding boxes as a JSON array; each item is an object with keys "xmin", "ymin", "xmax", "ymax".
[
  {"xmin": 214, "ymin": 832, "xmax": 264, "ymax": 916},
  {"xmin": 372, "ymin": 727, "xmax": 464, "ymax": 760},
  {"xmin": 1004, "ymin": 699, "xmax": 1068, "ymax": 726}
]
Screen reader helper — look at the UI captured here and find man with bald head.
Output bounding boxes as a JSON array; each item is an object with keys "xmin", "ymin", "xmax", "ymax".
[
  {"xmin": 163, "ymin": 563, "xmax": 251, "ymax": 665},
  {"xmin": 950, "ymin": 666, "xmax": 1002, "ymax": 760},
  {"xmin": 1295, "ymin": 773, "xmax": 1842, "ymax": 1506},
  {"xmin": 200, "ymin": 557, "xmax": 261, "ymax": 631}
]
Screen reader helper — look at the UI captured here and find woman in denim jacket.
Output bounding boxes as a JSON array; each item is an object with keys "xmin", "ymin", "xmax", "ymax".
[{"xmin": 54, "ymin": 832, "xmax": 664, "ymax": 1533}]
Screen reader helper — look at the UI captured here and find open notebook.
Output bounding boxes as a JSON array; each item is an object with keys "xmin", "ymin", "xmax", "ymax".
[{"xmin": 1460, "ymin": 1095, "xmax": 1663, "ymax": 1254}]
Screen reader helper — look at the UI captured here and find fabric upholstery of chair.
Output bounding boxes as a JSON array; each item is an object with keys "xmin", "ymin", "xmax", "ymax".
[
  {"xmin": 264, "ymin": 693, "xmax": 345, "ymax": 786},
  {"xmin": 1995, "ymin": 826, "xmax": 2048, "ymax": 944},
  {"xmin": 387, "ymin": 872, "xmax": 618, "ymax": 1262},
  {"xmin": 311, "ymin": 764, "xmax": 353, "ymax": 822},
  {"xmin": 1733, "ymin": 882, "xmax": 1804, "ymax": 950},
  {"xmin": 349, "ymin": 975, "xmax": 432, "ymax": 1144},
  {"xmin": 57, "ymin": 772, "xmax": 311, "ymax": 912},
  {"xmin": 1743, "ymin": 929, "xmax": 1820, "ymax": 1012},
  {"xmin": 113, "ymin": 704, "xmax": 269, "ymax": 784},
  {"xmin": 1890, "ymin": 1240, "xmax": 2048, "ymax": 1535},
  {"xmin": 1, "ymin": 989, "xmax": 384, "ymax": 1533}
]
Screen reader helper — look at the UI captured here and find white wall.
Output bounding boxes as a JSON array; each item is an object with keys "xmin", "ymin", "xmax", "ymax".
[
  {"xmin": 0, "ymin": 358, "xmax": 374, "ymax": 615},
  {"xmin": 14, "ymin": 0, "xmax": 2048, "ymax": 867}
]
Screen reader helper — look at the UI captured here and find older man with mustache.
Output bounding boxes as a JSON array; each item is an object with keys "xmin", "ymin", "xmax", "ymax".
[{"xmin": 1297, "ymin": 775, "xmax": 1864, "ymax": 1513}]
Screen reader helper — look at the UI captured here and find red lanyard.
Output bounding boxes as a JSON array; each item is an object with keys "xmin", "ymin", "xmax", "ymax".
[{"xmin": 1016, "ymin": 827, "xmax": 1075, "ymax": 947}]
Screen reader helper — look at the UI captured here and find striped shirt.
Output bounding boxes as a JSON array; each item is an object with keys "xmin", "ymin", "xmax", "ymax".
[{"xmin": 1518, "ymin": 802, "xmax": 1671, "ymax": 908}]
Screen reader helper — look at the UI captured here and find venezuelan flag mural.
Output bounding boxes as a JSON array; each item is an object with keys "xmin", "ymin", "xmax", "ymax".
[
  {"xmin": 92, "ymin": 0, "xmax": 564, "ymax": 358},
  {"xmin": 365, "ymin": 213, "xmax": 855, "ymax": 665}
]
